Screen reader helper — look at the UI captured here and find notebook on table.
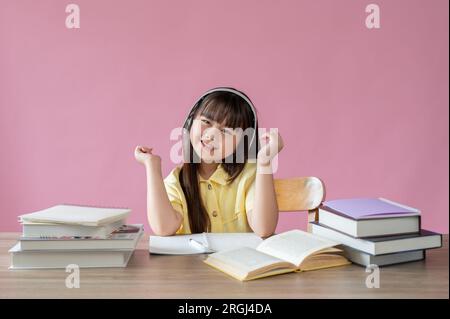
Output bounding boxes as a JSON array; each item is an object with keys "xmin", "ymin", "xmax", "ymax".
[{"xmin": 149, "ymin": 232, "xmax": 263, "ymax": 255}]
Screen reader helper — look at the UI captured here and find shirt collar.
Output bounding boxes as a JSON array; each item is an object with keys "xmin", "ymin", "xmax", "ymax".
[{"xmin": 198, "ymin": 164, "xmax": 229, "ymax": 185}]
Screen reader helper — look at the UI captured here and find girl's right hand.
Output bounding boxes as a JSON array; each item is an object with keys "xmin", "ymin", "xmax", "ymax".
[{"xmin": 134, "ymin": 146, "xmax": 161, "ymax": 167}]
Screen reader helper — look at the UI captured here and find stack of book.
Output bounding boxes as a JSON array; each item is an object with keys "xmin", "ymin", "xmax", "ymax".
[
  {"xmin": 310, "ymin": 198, "xmax": 442, "ymax": 267},
  {"xmin": 9, "ymin": 204, "xmax": 143, "ymax": 269}
]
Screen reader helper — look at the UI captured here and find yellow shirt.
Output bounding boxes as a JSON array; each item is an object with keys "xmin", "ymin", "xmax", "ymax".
[{"xmin": 163, "ymin": 162, "xmax": 256, "ymax": 234}]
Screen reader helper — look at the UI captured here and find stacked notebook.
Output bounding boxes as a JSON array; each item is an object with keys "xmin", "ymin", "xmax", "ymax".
[
  {"xmin": 310, "ymin": 198, "xmax": 442, "ymax": 266},
  {"xmin": 9, "ymin": 204, "xmax": 143, "ymax": 269}
]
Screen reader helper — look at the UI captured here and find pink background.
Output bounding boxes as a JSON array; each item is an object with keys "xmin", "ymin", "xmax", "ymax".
[{"xmin": 1, "ymin": 0, "xmax": 448, "ymax": 233}]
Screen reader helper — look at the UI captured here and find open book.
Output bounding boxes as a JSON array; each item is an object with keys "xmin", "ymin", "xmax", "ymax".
[{"xmin": 204, "ymin": 230, "xmax": 351, "ymax": 281}]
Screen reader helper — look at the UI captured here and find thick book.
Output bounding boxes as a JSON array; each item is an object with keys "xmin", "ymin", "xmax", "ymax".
[
  {"xmin": 149, "ymin": 232, "xmax": 263, "ymax": 255},
  {"xmin": 342, "ymin": 246, "xmax": 425, "ymax": 267},
  {"xmin": 203, "ymin": 230, "xmax": 351, "ymax": 281},
  {"xmin": 310, "ymin": 222, "xmax": 442, "ymax": 255},
  {"xmin": 21, "ymin": 218, "xmax": 126, "ymax": 239},
  {"xmin": 319, "ymin": 198, "xmax": 421, "ymax": 238},
  {"xmin": 19, "ymin": 204, "xmax": 130, "ymax": 227},
  {"xmin": 19, "ymin": 224, "xmax": 143, "ymax": 250},
  {"xmin": 8, "ymin": 245, "xmax": 136, "ymax": 269}
]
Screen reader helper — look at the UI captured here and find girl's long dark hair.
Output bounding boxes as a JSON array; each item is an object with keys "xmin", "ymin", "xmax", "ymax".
[{"xmin": 180, "ymin": 90, "xmax": 258, "ymax": 233}]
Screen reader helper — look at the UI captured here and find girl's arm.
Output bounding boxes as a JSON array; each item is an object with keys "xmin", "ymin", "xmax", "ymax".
[
  {"xmin": 135, "ymin": 146, "xmax": 183, "ymax": 236},
  {"xmin": 247, "ymin": 131, "xmax": 284, "ymax": 237},
  {"xmin": 247, "ymin": 162, "xmax": 279, "ymax": 237}
]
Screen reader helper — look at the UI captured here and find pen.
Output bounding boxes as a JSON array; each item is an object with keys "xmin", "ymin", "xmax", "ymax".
[{"xmin": 188, "ymin": 239, "xmax": 215, "ymax": 253}]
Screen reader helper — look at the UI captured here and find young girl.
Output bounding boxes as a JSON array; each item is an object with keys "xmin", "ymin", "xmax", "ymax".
[{"xmin": 134, "ymin": 87, "xmax": 283, "ymax": 237}]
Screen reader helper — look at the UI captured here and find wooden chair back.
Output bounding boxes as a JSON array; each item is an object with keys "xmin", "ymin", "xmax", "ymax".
[{"xmin": 273, "ymin": 177, "xmax": 326, "ymax": 232}]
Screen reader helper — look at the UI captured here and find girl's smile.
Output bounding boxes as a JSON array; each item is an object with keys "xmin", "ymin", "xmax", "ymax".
[
  {"xmin": 190, "ymin": 115, "xmax": 241, "ymax": 162},
  {"xmin": 201, "ymin": 140, "xmax": 217, "ymax": 152}
]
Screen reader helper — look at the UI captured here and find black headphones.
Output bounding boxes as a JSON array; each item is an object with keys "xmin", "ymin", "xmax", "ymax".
[{"xmin": 182, "ymin": 87, "xmax": 259, "ymax": 160}]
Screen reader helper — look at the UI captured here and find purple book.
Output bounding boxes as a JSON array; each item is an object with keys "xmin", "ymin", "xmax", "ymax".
[{"xmin": 321, "ymin": 198, "xmax": 421, "ymax": 220}]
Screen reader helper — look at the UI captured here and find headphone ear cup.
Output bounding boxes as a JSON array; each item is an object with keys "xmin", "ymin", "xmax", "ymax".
[
  {"xmin": 183, "ymin": 116, "xmax": 191, "ymax": 130},
  {"xmin": 182, "ymin": 101, "xmax": 198, "ymax": 163},
  {"xmin": 184, "ymin": 99, "xmax": 202, "ymax": 129}
]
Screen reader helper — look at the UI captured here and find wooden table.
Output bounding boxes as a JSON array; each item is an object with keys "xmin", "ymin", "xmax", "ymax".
[{"xmin": 0, "ymin": 233, "xmax": 448, "ymax": 298}]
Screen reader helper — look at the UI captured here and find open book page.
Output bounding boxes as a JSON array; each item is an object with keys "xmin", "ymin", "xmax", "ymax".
[
  {"xmin": 256, "ymin": 230, "xmax": 339, "ymax": 267},
  {"xmin": 204, "ymin": 247, "xmax": 294, "ymax": 280},
  {"xmin": 298, "ymin": 253, "xmax": 351, "ymax": 272},
  {"xmin": 206, "ymin": 233, "xmax": 263, "ymax": 251}
]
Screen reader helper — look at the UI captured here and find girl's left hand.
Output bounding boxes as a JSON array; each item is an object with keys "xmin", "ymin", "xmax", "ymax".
[{"xmin": 257, "ymin": 130, "xmax": 284, "ymax": 165}]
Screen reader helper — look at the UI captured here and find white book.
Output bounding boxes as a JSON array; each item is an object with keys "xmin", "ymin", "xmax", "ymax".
[
  {"xmin": 19, "ymin": 224, "xmax": 143, "ymax": 250},
  {"xmin": 19, "ymin": 204, "xmax": 130, "ymax": 226},
  {"xmin": 311, "ymin": 222, "xmax": 442, "ymax": 255},
  {"xmin": 8, "ymin": 244, "xmax": 136, "ymax": 269},
  {"xmin": 149, "ymin": 232, "xmax": 263, "ymax": 255},
  {"xmin": 342, "ymin": 246, "xmax": 425, "ymax": 267},
  {"xmin": 22, "ymin": 218, "xmax": 126, "ymax": 239},
  {"xmin": 318, "ymin": 208, "xmax": 420, "ymax": 238}
]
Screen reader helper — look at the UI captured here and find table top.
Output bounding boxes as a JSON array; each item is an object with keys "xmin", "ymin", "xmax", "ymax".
[{"xmin": 0, "ymin": 232, "xmax": 448, "ymax": 298}]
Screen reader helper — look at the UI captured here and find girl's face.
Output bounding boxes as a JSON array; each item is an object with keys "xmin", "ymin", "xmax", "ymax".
[{"xmin": 190, "ymin": 115, "xmax": 243, "ymax": 163}]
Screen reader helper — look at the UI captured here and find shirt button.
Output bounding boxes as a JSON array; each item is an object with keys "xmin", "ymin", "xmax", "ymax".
[
  {"xmin": 208, "ymin": 184, "xmax": 212, "ymax": 190},
  {"xmin": 212, "ymin": 211, "xmax": 218, "ymax": 217}
]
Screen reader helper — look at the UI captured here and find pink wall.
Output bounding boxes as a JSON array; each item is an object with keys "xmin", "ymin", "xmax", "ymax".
[{"xmin": 0, "ymin": 0, "xmax": 448, "ymax": 233}]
